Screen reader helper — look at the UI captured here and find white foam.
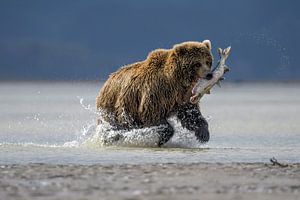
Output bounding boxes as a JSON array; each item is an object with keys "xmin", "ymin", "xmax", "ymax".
[
  {"xmin": 82, "ymin": 123, "xmax": 161, "ymax": 148},
  {"xmin": 77, "ymin": 116, "xmax": 207, "ymax": 149}
]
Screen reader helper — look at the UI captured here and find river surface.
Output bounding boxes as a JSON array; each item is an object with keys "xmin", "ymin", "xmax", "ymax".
[{"xmin": 0, "ymin": 82, "xmax": 299, "ymax": 164}]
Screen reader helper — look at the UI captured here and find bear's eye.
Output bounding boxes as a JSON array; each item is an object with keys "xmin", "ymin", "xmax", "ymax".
[
  {"xmin": 192, "ymin": 63, "xmax": 202, "ymax": 68},
  {"xmin": 206, "ymin": 61, "xmax": 211, "ymax": 66}
]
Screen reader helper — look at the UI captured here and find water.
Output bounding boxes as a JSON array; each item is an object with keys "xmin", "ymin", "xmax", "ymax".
[{"xmin": 0, "ymin": 82, "xmax": 299, "ymax": 164}]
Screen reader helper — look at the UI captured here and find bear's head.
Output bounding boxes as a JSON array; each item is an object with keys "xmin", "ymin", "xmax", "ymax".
[
  {"xmin": 166, "ymin": 40, "xmax": 213, "ymax": 102},
  {"xmin": 171, "ymin": 40, "xmax": 213, "ymax": 84}
]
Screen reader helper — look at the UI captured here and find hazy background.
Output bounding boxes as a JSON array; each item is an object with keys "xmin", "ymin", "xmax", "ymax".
[{"xmin": 0, "ymin": 0, "xmax": 299, "ymax": 81}]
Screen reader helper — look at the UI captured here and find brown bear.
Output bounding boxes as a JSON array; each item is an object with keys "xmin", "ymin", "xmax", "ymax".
[{"xmin": 96, "ymin": 40, "xmax": 213, "ymax": 146}]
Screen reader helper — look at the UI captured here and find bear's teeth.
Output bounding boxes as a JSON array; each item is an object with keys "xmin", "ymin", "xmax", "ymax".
[{"xmin": 190, "ymin": 94, "xmax": 199, "ymax": 104}]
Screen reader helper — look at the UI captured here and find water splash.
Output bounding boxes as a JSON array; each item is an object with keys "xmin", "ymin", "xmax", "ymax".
[
  {"xmin": 62, "ymin": 96, "xmax": 208, "ymax": 149},
  {"xmin": 73, "ymin": 96, "xmax": 160, "ymax": 147},
  {"xmin": 83, "ymin": 124, "xmax": 161, "ymax": 148},
  {"xmin": 234, "ymin": 31, "xmax": 290, "ymax": 76},
  {"xmin": 76, "ymin": 116, "xmax": 207, "ymax": 149},
  {"xmin": 77, "ymin": 96, "xmax": 101, "ymax": 116}
]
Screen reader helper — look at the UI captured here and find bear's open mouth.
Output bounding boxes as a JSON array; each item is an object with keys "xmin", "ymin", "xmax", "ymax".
[{"xmin": 190, "ymin": 89, "xmax": 201, "ymax": 104}]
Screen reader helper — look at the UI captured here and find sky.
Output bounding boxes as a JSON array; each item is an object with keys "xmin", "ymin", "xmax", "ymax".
[{"xmin": 0, "ymin": 0, "xmax": 299, "ymax": 81}]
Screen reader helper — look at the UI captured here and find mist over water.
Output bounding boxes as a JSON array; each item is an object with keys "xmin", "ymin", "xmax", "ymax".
[{"xmin": 0, "ymin": 82, "xmax": 299, "ymax": 164}]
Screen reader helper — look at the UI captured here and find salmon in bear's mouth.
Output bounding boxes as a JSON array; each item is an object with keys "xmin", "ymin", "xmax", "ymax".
[{"xmin": 189, "ymin": 46, "xmax": 232, "ymax": 104}]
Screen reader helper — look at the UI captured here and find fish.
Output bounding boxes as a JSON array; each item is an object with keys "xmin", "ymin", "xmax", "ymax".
[{"xmin": 190, "ymin": 46, "xmax": 231, "ymax": 104}]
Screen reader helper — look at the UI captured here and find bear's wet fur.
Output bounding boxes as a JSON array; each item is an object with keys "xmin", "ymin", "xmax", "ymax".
[{"xmin": 96, "ymin": 40, "xmax": 213, "ymax": 146}]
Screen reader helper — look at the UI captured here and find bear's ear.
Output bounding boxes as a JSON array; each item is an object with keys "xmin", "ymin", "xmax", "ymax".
[{"xmin": 202, "ymin": 40, "xmax": 212, "ymax": 50}]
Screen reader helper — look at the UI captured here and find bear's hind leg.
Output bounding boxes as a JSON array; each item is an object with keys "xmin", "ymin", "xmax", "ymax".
[{"xmin": 157, "ymin": 120, "xmax": 174, "ymax": 147}]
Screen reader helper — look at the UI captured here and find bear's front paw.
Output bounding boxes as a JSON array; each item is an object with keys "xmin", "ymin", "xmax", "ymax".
[{"xmin": 195, "ymin": 125, "xmax": 210, "ymax": 143}]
